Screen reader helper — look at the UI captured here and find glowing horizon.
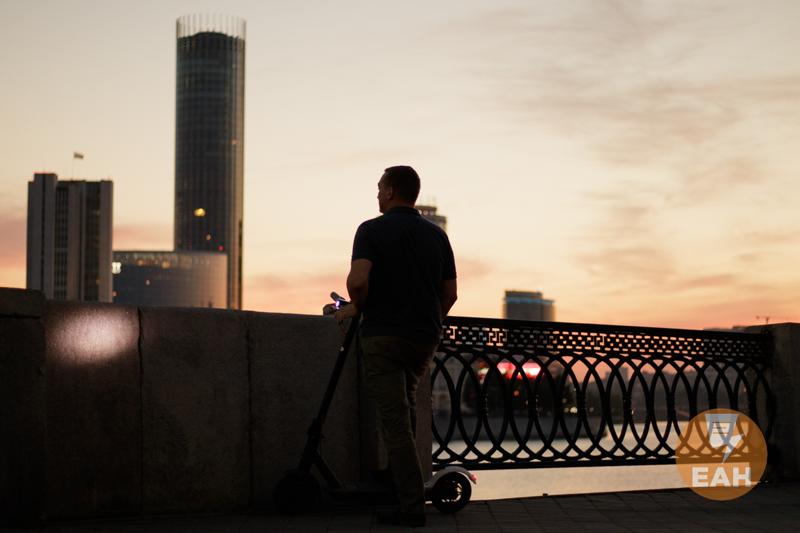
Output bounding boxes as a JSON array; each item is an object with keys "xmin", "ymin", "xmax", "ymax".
[{"xmin": 1, "ymin": 1, "xmax": 798, "ymax": 329}]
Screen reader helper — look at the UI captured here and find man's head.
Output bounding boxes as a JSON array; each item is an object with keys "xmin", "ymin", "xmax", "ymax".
[{"xmin": 377, "ymin": 165, "xmax": 420, "ymax": 213}]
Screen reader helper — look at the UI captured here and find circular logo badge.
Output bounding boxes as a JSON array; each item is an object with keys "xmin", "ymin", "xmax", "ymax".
[{"xmin": 675, "ymin": 408, "xmax": 767, "ymax": 501}]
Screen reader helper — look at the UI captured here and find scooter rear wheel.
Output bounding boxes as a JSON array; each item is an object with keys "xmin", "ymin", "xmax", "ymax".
[
  {"xmin": 274, "ymin": 469, "xmax": 321, "ymax": 514},
  {"xmin": 431, "ymin": 472, "xmax": 471, "ymax": 514}
]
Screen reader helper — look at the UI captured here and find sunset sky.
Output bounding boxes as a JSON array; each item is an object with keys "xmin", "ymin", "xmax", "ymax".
[{"xmin": 1, "ymin": 0, "xmax": 798, "ymax": 328}]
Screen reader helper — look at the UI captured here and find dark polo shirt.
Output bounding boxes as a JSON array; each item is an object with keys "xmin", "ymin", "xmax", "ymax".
[{"xmin": 352, "ymin": 206, "xmax": 457, "ymax": 343}]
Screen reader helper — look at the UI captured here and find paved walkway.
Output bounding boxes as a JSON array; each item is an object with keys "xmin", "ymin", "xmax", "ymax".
[{"xmin": 19, "ymin": 482, "xmax": 800, "ymax": 532}]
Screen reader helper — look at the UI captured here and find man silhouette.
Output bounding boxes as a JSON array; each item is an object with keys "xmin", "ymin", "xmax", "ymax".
[{"xmin": 335, "ymin": 165, "xmax": 457, "ymax": 527}]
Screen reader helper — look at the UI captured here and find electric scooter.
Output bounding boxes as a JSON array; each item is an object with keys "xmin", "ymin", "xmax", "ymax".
[{"xmin": 274, "ymin": 293, "xmax": 476, "ymax": 514}]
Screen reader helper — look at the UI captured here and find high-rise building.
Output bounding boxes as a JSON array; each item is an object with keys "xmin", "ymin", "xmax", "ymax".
[
  {"xmin": 418, "ymin": 204, "xmax": 447, "ymax": 232},
  {"xmin": 174, "ymin": 14, "xmax": 246, "ymax": 309},
  {"xmin": 26, "ymin": 173, "xmax": 113, "ymax": 302},
  {"xmin": 112, "ymin": 251, "xmax": 227, "ymax": 308},
  {"xmin": 503, "ymin": 290, "xmax": 556, "ymax": 321}
]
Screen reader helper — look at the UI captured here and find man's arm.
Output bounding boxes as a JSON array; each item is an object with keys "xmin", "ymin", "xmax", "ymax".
[
  {"xmin": 346, "ymin": 258, "xmax": 372, "ymax": 311},
  {"xmin": 440, "ymin": 278, "xmax": 458, "ymax": 318}
]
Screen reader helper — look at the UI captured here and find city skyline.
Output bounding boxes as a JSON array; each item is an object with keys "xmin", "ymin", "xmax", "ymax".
[{"xmin": 2, "ymin": 0, "xmax": 799, "ymax": 328}]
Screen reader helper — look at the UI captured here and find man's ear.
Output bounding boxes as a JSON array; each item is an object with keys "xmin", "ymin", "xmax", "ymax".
[{"xmin": 385, "ymin": 186, "xmax": 394, "ymax": 200}]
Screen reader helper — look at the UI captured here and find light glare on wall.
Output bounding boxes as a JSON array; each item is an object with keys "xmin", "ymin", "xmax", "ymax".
[{"xmin": 49, "ymin": 309, "xmax": 137, "ymax": 367}]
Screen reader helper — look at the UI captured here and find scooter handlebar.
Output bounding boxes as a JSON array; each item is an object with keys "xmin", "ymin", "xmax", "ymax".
[{"xmin": 322, "ymin": 291, "xmax": 352, "ymax": 315}]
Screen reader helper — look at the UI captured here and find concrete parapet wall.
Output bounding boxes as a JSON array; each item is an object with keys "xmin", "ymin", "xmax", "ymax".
[
  {"xmin": 140, "ymin": 307, "xmax": 250, "ymax": 513},
  {"xmin": 1, "ymin": 288, "xmax": 423, "ymax": 523},
  {"xmin": 0, "ymin": 289, "xmax": 46, "ymax": 526},
  {"xmin": 247, "ymin": 312, "xmax": 360, "ymax": 508},
  {"xmin": 44, "ymin": 301, "xmax": 141, "ymax": 518},
  {"xmin": 749, "ymin": 323, "xmax": 800, "ymax": 480}
]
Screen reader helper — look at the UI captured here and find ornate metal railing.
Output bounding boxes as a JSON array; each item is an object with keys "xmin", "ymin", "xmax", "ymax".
[{"xmin": 431, "ymin": 317, "xmax": 774, "ymax": 470}]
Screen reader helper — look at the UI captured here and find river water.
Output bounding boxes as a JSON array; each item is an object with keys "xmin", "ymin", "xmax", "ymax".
[{"xmin": 464, "ymin": 464, "xmax": 685, "ymax": 501}]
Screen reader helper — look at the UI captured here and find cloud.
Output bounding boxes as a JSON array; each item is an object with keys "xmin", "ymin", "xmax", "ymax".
[
  {"xmin": 728, "ymin": 229, "xmax": 800, "ymax": 267},
  {"xmin": 437, "ymin": 1, "xmax": 800, "ymax": 305},
  {"xmin": 736, "ymin": 252, "xmax": 759, "ymax": 264},
  {"xmin": 457, "ymin": 256, "xmax": 492, "ymax": 280},
  {"xmin": 678, "ymin": 290, "xmax": 800, "ymax": 329},
  {"xmin": 244, "ymin": 256, "xmax": 492, "ymax": 315},
  {"xmin": 316, "ymin": 145, "xmax": 427, "ymax": 169},
  {"xmin": 446, "ymin": 2, "xmax": 800, "ymax": 209},
  {"xmin": 244, "ymin": 2, "xmax": 796, "ymax": 327},
  {"xmin": 244, "ymin": 270, "xmax": 346, "ymax": 314},
  {"xmin": 576, "ymin": 244, "xmax": 675, "ymax": 287},
  {"xmin": 573, "ymin": 182, "xmax": 676, "ymax": 288},
  {"xmin": 0, "ymin": 212, "xmax": 27, "ymax": 269},
  {"xmin": 113, "ymin": 223, "xmax": 172, "ymax": 250},
  {"xmin": 247, "ymin": 274, "xmax": 292, "ymax": 292},
  {"xmin": 580, "ymin": 76, "xmax": 795, "ymax": 207},
  {"xmin": 674, "ymin": 274, "xmax": 736, "ymax": 291},
  {"xmin": 738, "ymin": 229, "xmax": 800, "ymax": 247}
]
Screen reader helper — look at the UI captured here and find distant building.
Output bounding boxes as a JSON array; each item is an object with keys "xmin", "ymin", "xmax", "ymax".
[
  {"xmin": 417, "ymin": 204, "xmax": 447, "ymax": 232},
  {"xmin": 112, "ymin": 251, "xmax": 227, "ymax": 308},
  {"xmin": 26, "ymin": 172, "xmax": 113, "ymax": 302},
  {"xmin": 503, "ymin": 290, "xmax": 556, "ymax": 321},
  {"xmin": 704, "ymin": 326, "xmax": 752, "ymax": 332},
  {"xmin": 174, "ymin": 14, "xmax": 246, "ymax": 309},
  {"xmin": 418, "ymin": 204, "xmax": 454, "ymax": 414}
]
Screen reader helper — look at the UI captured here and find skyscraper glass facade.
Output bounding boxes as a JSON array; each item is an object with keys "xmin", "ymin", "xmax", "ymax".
[
  {"xmin": 112, "ymin": 251, "xmax": 227, "ymax": 308},
  {"xmin": 174, "ymin": 14, "xmax": 245, "ymax": 309}
]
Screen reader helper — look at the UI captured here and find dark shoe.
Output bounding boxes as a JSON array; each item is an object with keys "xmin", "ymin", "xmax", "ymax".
[{"xmin": 377, "ymin": 510, "xmax": 426, "ymax": 527}]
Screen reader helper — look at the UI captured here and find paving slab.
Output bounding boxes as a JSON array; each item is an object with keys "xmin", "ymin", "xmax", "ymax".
[{"xmin": 6, "ymin": 482, "xmax": 797, "ymax": 532}]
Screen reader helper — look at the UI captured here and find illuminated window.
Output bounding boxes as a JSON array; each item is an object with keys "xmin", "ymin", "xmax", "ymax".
[
  {"xmin": 145, "ymin": 279, "xmax": 150, "ymax": 286},
  {"xmin": 194, "ymin": 207, "xmax": 206, "ymax": 217},
  {"xmin": 206, "ymin": 234, "xmax": 212, "ymax": 241},
  {"xmin": 112, "ymin": 262, "xmax": 122, "ymax": 274}
]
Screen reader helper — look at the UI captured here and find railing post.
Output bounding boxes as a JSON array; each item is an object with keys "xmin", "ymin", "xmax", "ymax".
[{"xmin": 748, "ymin": 323, "xmax": 800, "ymax": 480}]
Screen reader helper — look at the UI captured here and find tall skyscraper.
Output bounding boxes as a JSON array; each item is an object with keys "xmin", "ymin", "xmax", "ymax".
[
  {"xmin": 503, "ymin": 290, "xmax": 556, "ymax": 321},
  {"xmin": 174, "ymin": 14, "xmax": 245, "ymax": 309},
  {"xmin": 418, "ymin": 204, "xmax": 447, "ymax": 232},
  {"xmin": 26, "ymin": 173, "xmax": 113, "ymax": 302}
]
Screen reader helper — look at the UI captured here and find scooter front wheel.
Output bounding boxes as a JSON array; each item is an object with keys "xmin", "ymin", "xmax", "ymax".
[
  {"xmin": 274, "ymin": 469, "xmax": 321, "ymax": 514},
  {"xmin": 431, "ymin": 472, "xmax": 472, "ymax": 514}
]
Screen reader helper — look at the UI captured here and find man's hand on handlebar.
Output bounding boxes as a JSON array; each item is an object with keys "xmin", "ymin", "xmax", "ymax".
[
  {"xmin": 323, "ymin": 292, "xmax": 359, "ymax": 333},
  {"xmin": 334, "ymin": 304, "xmax": 358, "ymax": 332}
]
